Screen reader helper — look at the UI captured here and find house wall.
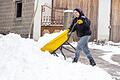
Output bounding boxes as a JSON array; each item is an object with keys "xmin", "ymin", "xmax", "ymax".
[
  {"xmin": 0, "ymin": 0, "xmax": 34, "ymax": 37},
  {"xmin": 110, "ymin": 0, "xmax": 120, "ymax": 42},
  {"xmin": 0, "ymin": 0, "xmax": 14, "ymax": 34}
]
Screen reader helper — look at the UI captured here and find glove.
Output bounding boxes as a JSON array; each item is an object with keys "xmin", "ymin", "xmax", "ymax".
[{"xmin": 77, "ymin": 19, "xmax": 83, "ymax": 24}]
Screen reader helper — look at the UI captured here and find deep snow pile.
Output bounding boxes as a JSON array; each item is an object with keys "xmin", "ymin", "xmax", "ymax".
[
  {"xmin": 0, "ymin": 34, "xmax": 3, "ymax": 38},
  {"xmin": 0, "ymin": 33, "xmax": 113, "ymax": 80}
]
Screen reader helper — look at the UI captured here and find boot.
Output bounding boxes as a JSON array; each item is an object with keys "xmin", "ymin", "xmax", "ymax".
[
  {"xmin": 72, "ymin": 57, "xmax": 78, "ymax": 63},
  {"xmin": 89, "ymin": 58, "xmax": 96, "ymax": 66}
]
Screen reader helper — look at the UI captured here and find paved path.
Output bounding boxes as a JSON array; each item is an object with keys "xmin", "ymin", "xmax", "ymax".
[{"xmin": 57, "ymin": 47, "xmax": 120, "ymax": 80}]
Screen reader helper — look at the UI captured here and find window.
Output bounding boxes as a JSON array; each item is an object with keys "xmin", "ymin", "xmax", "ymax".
[{"xmin": 16, "ymin": 1, "xmax": 22, "ymax": 18}]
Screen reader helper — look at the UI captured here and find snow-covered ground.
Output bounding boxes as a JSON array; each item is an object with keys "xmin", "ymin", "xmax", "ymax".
[
  {"xmin": 89, "ymin": 42, "xmax": 120, "ymax": 66},
  {"xmin": 71, "ymin": 41, "xmax": 120, "ymax": 66},
  {"xmin": 0, "ymin": 32, "xmax": 115, "ymax": 80},
  {"xmin": 0, "ymin": 34, "xmax": 3, "ymax": 38}
]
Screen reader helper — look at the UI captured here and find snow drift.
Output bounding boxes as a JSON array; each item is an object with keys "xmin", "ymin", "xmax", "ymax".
[{"xmin": 0, "ymin": 33, "xmax": 113, "ymax": 80}]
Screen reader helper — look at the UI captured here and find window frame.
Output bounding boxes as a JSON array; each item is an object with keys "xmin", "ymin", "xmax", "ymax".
[{"xmin": 15, "ymin": 0, "xmax": 22, "ymax": 19}]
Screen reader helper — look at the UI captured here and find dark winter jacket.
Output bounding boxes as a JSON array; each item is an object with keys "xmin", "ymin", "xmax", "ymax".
[{"xmin": 69, "ymin": 8, "xmax": 92, "ymax": 37}]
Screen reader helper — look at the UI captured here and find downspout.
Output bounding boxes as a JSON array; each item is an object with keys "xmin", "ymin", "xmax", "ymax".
[
  {"xmin": 28, "ymin": 0, "xmax": 39, "ymax": 38},
  {"xmin": 51, "ymin": 0, "xmax": 54, "ymax": 23},
  {"xmin": 109, "ymin": 0, "xmax": 112, "ymax": 41}
]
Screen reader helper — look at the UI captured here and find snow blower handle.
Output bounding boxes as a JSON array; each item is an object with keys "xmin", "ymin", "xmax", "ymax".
[{"xmin": 68, "ymin": 22, "xmax": 77, "ymax": 37}]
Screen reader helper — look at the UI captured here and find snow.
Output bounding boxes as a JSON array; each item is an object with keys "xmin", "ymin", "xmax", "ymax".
[
  {"xmin": 88, "ymin": 42, "xmax": 120, "ymax": 66},
  {"xmin": 0, "ymin": 34, "xmax": 3, "ymax": 38},
  {"xmin": 0, "ymin": 33, "xmax": 114, "ymax": 80},
  {"xmin": 70, "ymin": 41, "xmax": 120, "ymax": 66}
]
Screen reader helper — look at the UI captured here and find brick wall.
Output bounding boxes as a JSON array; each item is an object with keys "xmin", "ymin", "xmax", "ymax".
[{"xmin": 0, "ymin": 0, "xmax": 34, "ymax": 37}]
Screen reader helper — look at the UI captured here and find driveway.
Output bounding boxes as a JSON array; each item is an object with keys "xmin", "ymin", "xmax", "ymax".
[{"xmin": 57, "ymin": 47, "xmax": 120, "ymax": 80}]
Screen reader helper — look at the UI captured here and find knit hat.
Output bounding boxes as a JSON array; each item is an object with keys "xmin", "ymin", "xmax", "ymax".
[
  {"xmin": 74, "ymin": 8, "xmax": 81, "ymax": 14},
  {"xmin": 73, "ymin": 8, "xmax": 84, "ymax": 16}
]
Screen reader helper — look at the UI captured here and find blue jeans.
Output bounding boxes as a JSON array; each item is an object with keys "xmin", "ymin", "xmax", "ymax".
[{"xmin": 74, "ymin": 36, "xmax": 93, "ymax": 61}]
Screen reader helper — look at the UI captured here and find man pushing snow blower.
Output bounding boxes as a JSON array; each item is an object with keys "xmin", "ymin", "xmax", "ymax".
[
  {"xmin": 41, "ymin": 8, "xmax": 96, "ymax": 66},
  {"xmin": 68, "ymin": 8, "xmax": 96, "ymax": 66}
]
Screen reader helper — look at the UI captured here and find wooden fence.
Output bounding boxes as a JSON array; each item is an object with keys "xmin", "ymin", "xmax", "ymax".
[
  {"xmin": 110, "ymin": 0, "xmax": 120, "ymax": 42},
  {"xmin": 45, "ymin": 0, "xmax": 99, "ymax": 41}
]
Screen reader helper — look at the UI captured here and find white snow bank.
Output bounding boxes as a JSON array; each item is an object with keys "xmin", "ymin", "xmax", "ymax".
[
  {"xmin": 0, "ymin": 34, "xmax": 3, "ymax": 38},
  {"xmin": 0, "ymin": 33, "xmax": 113, "ymax": 80}
]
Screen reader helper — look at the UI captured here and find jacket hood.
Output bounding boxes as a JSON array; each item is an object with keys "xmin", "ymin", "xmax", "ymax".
[{"xmin": 73, "ymin": 8, "xmax": 85, "ymax": 17}]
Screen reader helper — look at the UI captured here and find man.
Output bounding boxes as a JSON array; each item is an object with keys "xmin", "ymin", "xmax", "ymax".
[{"xmin": 69, "ymin": 8, "xmax": 96, "ymax": 66}]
